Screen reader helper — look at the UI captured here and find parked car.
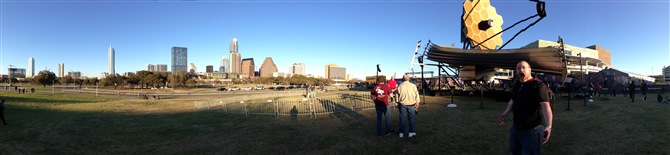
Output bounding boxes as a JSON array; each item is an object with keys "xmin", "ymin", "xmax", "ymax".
[
  {"xmin": 268, "ymin": 87, "xmax": 276, "ymax": 90},
  {"xmin": 255, "ymin": 86, "xmax": 264, "ymax": 90},
  {"xmin": 229, "ymin": 87, "xmax": 239, "ymax": 91},
  {"xmin": 241, "ymin": 87, "xmax": 252, "ymax": 91},
  {"xmin": 216, "ymin": 87, "xmax": 228, "ymax": 91},
  {"xmin": 275, "ymin": 86, "xmax": 286, "ymax": 91}
]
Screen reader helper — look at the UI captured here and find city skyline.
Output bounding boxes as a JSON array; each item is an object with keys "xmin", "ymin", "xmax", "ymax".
[{"xmin": 1, "ymin": 1, "xmax": 668, "ymax": 80}]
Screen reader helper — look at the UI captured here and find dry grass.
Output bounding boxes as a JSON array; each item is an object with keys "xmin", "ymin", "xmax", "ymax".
[{"xmin": 1, "ymin": 89, "xmax": 669, "ymax": 154}]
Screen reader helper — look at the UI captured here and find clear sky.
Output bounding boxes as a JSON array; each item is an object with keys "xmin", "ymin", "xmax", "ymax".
[{"xmin": 1, "ymin": 0, "xmax": 669, "ymax": 80}]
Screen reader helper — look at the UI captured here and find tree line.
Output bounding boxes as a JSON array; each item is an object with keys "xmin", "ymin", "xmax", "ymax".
[{"xmin": 7, "ymin": 70, "xmax": 362, "ymax": 89}]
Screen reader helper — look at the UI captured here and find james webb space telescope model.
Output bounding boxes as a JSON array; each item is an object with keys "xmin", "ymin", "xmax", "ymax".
[{"xmin": 417, "ymin": 0, "xmax": 579, "ymax": 88}]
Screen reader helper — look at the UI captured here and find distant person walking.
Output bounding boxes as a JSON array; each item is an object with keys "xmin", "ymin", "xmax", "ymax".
[
  {"xmin": 397, "ymin": 74, "xmax": 420, "ymax": 138},
  {"xmin": 371, "ymin": 78, "xmax": 393, "ymax": 138},
  {"xmin": 1, "ymin": 99, "xmax": 8, "ymax": 125},
  {"xmin": 497, "ymin": 61, "xmax": 553, "ymax": 155},
  {"xmin": 640, "ymin": 82, "xmax": 648, "ymax": 101},
  {"xmin": 629, "ymin": 81, "xmax": 636, "ymax": 103}
]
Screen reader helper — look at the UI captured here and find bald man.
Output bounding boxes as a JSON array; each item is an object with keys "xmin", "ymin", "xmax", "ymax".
[
  {"xmin": 497, "ymin": 61, "xmax": 553, "ymax": 155},
  {"xmin": 397, "ymin": 74, "xmax": 420, "ymax": 138}
]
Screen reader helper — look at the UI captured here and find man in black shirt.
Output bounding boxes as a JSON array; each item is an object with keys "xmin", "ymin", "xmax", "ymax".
[
  {"xmin": 497, "ymin": 61, "xmax": 553, "ymax": 155},
  {"xmin": 629, "ymin": 81, "xmax": 636, "ymax": 103}
]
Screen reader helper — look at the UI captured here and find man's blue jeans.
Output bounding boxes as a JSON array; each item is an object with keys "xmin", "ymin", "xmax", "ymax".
[
  {"xmin": 510, "ymin": 125, "xmax": 544, "ymax": 155},
  {"xmin": 375, "ymin": 106, "xmax": 391, "ymax": 136},
  {"xmin": 398, "ymin": 104, "xmax": 415, "ymax": 134}
]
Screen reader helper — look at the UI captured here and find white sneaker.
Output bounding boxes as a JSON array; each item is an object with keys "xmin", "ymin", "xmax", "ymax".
[
  {"xmin": 399, "ymin": 133, "xmax": 404, "ymax": 138},
  {"xmin": 409, "ymin": 132, "xmax": 416, "ymax": 138}
]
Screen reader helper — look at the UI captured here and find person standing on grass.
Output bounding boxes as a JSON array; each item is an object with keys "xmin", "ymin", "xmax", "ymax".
[
  {"xmin": 388, "ymin": 76, "xmax": 398, "ymax": 104},
  {"xmin": 370, "ymin": 78, "xmax": 393, "ymax": 138},
  {"xmin": 629, "ymin": 81, "xmax": 636, "ymax": 103},
  {"xmin": 640, "ymin": 82, "xmax": 647, "ymax": 101},
  {"xmin": 397, "ymin": 74, "xmax": 420, "ymax": 138},
  {"xmin": 1, "ymin": 99, "xmax": 8, "ymax": 125},
  {"xmin": 497, "ymin": 61, "xmax": 553, "ymax": 155}
]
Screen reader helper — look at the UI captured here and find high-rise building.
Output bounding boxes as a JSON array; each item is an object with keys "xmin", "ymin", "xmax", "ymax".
[
  {"xmin": 8, "ymin": 68, "xmax": 26, "ymax": 78},
  {"xmin": 28, "ymin": 57, "xmax": 35, "ymax": 77},
  {"xmin": 147, "ymin": 64, "xmax": 156, "ymax": 72},
  {"xmin": 290, "ymin": 62, "xmax": 305, "ymax": 75},
  {"xmin": 67, "ymin": 71, "xmax": 81, "ymax": 79},
  {"xmin": 206, "ymin": 65, "xmax": 214, "ymax": 73},
  {"xmin": 220, "ymin": 56, "xmax": 230, "ymax": 73},
  {"xmin": 260, "ymin": 57, "xmax": 278, "ymax": 77},
  {"xmin": 157, "ymin": 64, "xmax": 168, "ymax": 72},
  {"xmin": 325, "ymin": 64, "xmax": 346, "ymax": 81},
  {"xmin": 229, "ymin": 38, "xmax": 242, "ymax": 74},
  {"xmin": 108, "ymin": 44, "xmax": 115, "ymax": 75},
  {"xmin": 58, "ymin": 63, "xmax": 65, "ymax": 77},
  {"xmin": 241, "ymin": 58, "xmax": 255, "ymax": 78},
  {"xmin": 147, "ymin": 64, "xmax": 168, "ymax": 72},
  {"xmin": 171, "ymin": 47, "xmax": 188, "ymax": 72}
]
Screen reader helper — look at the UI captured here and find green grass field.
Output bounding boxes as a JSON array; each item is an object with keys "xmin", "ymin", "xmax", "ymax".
[{"xmin": 1, "ymin": 88, "xmax": 669, "ymax": 154}]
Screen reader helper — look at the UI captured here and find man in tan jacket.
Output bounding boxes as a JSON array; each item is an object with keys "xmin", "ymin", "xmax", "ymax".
[{"xmin": 397, "ymin": 75, "xmax": 420, "ymax": 138}]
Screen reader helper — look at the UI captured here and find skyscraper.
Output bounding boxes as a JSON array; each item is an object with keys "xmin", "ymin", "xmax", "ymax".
[
  {"xmin": 58, "ymin": 63, "xmax": 64, "ymax": 77},
  {"xmin": 108, "ymin": 44, "xmax": 115, "ymax": 75},
  {"xmin": 241, "ymin": 58, "xmax": 255, "ymax": 78},
  {"xmin": 28, "ymin": 57, "xmax": 35, "ymax": 77},
  {"xmin": 171, "ymin": 47, "xmax": 188, "ymax": 72},
  {"xmin": 290, "ymin": 62, "xmax": 305, "ymax": 75},
  {"xmin": 220, "ymin": 56, "xmax": 230, "ymax": 73},
  {"xmin": 325, "ymin": 64, "xmax": 346, "ymax": 81},
  {"xmin": 260, "ymin": 57, "xmax": 278, "ymax": 77},
  {"xmin": 206, "ymin": 65, "xmax": 214, "ymax": 73},
  {"xmin": 229, "ymin": 38, "xmax": 242, "ymax": 74}
]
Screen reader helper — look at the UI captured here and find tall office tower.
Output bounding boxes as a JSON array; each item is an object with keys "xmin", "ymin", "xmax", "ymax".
[
  {"xmin": 171, "ymin": 47, "xmax": 188, "ymax": 72},
  {"xmin": 108, "ymin": 44, "xmax": 115, "ymax": 75},
  {"xmin": 229, "ymin": 38, "xmax": 241, "ymax": 74},
  {"xmin": 325, "ymin": 64, "xmax": 346, "ymax": 81},
  {"xmin": 220, "ymin": 56, "xmax": 230, "ymax": 73},
  {"xmin": 260, "ymin": 57, "xmax": 278, "ymax": 77},
  {"xmin": 28, "ymin": 57, "xmax": 35, "ymax": 77},
  {"xmin": 58, "ymin": 63, "xmax": 65, "ymax": 77},
  {"xmin": 289, "ymin": 62, "xmax": 305, "ymax": 75},
  {"xmin": 241, "ymin": 58, "xmax": 255, "ymax": 78}
]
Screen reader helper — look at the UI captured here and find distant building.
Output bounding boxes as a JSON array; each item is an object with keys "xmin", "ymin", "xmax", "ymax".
[
  {"xmin": 108, "ymin": 44, "xmax": 115, "ymax": 75},
  {"xmin": 273, "ymin": 72, "xmax": 293, "ymax": 78},
  {"xmin": 325, "ymin": 64, "xmax": 346, "ymax": 81},
  {"xmin": 68, "ymin": 71, "xmax": 82, "ymax": 79},
  {"xmin": 8, "ymin": 68, "xmax": 26, "ymax": 78},
  {"xmin": 28, "ymin": 57, "xmax": 35, "ymax": 77},
  {"xmin": 229, "ymin": 38, "xmax": 241, "ymax": 74},
  {"xmin": 123, "ymin": 72, "xmax": 135, "ymax": 77},
  {"xmin": 147, "ymin": 64, "xmax": 168, "ymax": 72},
  {"xmin": 206, "ymin": 65, "xmax": 214, "ymax": 73},
  {"xmin": 58, "ymin": 63, "xmax": 65, "ymax": 77},
  {"xmin": 171, "ymin": 47, "xmax": 188, "ymax": 72},
  {"xmin": 664, "ymin": 66, "xmax": 670, "ymax": 82},
  {"xmin": 241, "ymin": 58, "xmax": 255, "ymax": 78},
  {"xmin": 260, "ymin": 57, "xmax": 278, "ymax": 77},
  {"xmin": 290, "ymin": 62, "xmax": 305, "ymax": 75},
  {"xmin": 220, "ymin": 56, "xmax": 229, "ymax": 73}
]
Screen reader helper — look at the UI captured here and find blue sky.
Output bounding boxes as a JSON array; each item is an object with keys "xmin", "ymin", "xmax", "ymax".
[{"xmin": 1, "ymin": 0, "xmax": 669, "ymax": 80}]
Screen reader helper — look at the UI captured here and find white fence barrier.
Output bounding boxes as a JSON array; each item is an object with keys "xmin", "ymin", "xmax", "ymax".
[{"xmin": 194, "ymin": 93, "xmax": 376, "ymax": 118}]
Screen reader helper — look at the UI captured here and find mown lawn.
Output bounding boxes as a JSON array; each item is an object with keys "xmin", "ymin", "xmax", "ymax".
[{"xmin": 0, "ymin": 90, "xmax": 668, "ymax": 154}]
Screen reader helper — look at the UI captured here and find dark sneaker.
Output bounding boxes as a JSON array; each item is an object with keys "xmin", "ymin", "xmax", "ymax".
[{"xmin": 386, "ymin": 130, "xmax": 394, "ymax": 136}]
